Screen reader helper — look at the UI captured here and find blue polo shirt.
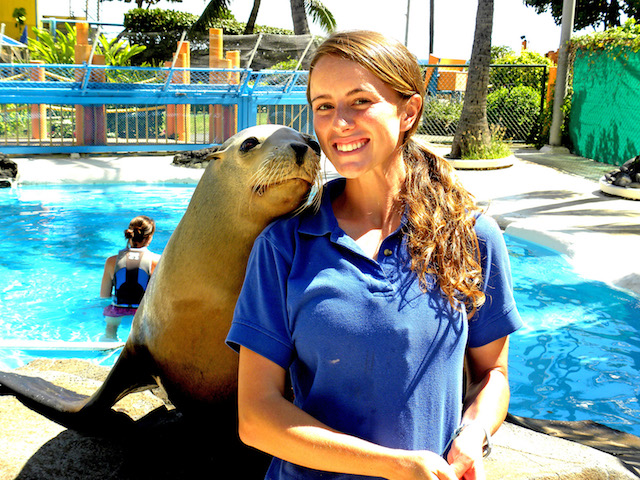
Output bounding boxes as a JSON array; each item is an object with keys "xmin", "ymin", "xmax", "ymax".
[{"xmin": 227, "ymin": 178, "xmax": 522, "ymax": 480}]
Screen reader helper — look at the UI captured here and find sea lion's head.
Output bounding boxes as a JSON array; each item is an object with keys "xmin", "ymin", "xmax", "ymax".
[{"xmin": 206, "ymin": 124, "xmax": 322, "ymax": 218}]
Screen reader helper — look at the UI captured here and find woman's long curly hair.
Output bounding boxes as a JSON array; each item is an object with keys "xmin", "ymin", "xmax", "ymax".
[{"xmin": 308, "ymin": 30, "xmax": 485, "ymax": 318}]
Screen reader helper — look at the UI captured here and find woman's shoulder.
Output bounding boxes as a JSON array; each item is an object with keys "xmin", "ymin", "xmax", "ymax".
[
  {"xmin": 473, "ymin": 213, "xmax": 502, "ymax": 241},
  {"xmin": 105, "ymin": 254, "xmax": 117, "ymax": 267},
  {"xmin": 259, "ymin": 211, "xmax": 306, "ymax": 247}
]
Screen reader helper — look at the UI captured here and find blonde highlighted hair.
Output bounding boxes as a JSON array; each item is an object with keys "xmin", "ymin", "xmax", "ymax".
[{"xmin": 309, "ymin": 31, "xmax": 485, "ymax": 317}]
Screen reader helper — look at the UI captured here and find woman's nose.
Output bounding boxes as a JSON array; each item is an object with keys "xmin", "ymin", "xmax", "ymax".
[{"xmin": 333, "ymin": 105, "xmax": 354, "ymax": 131}]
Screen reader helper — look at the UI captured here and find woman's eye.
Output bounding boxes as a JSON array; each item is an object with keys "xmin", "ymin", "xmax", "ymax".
[
  {"xmin": 314, "ymin": 103, "xmax": 333, "ymax": 112},
  {"xmin": 353, "ymin": 98, "xmax": 371, "ymax": 107}
]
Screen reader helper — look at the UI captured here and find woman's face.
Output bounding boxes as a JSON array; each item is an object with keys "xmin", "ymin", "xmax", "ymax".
[{"xmin": 308, "ymin": 55, "xmax": 420, "ymax": 179}]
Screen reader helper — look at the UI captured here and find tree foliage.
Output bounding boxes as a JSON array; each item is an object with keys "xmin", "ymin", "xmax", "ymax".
[
  {"xmin": 28, "ymin": 23, "xmax": 146, "ymax": 66},
  {"xmin": 192, "ymin": 0, "xmax": 335, "ymax": 35},
  {"xmin": 305, "ymin": 0, "xmax": 337, "ymax": 33},
  {"xmin": 28, "ymin": 24, "xmax": 77, "ymax": 64},
  {"xmin": 123, "ymin": 8, "xmax": 200, "ymax": 65},
  {"xmin": 490, "ymin": 49, "xmax": 555, "ymax": 90},
  {"xmin": 96, "ymin": 36, "xmax": 147, "ymax": 66},
  {"xmin": 571, "ymin": 17, "xmax": 640, "ymax": 53},
  {"xmin": 523, "ymin": 0, "xmax": 640, "ymax": 30},
  {"xmin": 101, "ymin": 0, "xmax": 183, "ymax": 10}
]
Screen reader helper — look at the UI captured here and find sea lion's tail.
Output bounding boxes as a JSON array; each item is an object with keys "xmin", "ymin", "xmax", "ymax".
[{"xmin": 0, "ymin": 346, "xmax": 158, "ymax": 432}]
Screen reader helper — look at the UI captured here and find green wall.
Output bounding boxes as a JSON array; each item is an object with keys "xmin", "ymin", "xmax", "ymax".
[{"xmin": 569, "ymin": 47, "xmax": 640, "ymax": 166}]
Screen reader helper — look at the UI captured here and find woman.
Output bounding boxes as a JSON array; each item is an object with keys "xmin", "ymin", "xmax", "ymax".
[
  {"xmin": 226, "ymin": 31, "xmax": 522, "ymax": 480},
  {"xmin": 100, "ymin": 215, "xmax": 160, "ymax": 340}
]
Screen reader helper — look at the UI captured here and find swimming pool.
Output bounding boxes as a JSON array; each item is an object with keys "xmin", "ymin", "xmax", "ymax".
[{"xmin": 1, "ymin": 183, "xmax": 639, "ymax": 437}]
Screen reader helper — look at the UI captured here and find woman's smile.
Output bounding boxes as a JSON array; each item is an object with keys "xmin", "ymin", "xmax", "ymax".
[{"xmin": 334, "ymin": 138, "xmax": 369, "ymax": 153}]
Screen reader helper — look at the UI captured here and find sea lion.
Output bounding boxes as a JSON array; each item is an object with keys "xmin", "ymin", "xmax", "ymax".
[{"xmin": 0, "ymin": 124, "xmax": 321, "ymax": 429}]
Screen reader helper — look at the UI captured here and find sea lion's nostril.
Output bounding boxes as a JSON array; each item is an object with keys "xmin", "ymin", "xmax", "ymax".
[{"xmin": 290, "ymin": 142, "xmax": 309, "ymax": 165}]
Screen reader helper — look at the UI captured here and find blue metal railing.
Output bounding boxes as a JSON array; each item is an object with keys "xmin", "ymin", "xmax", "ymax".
[{"xmin": 0, "ymin": 63, "xmax": 312, "ymax": 154}]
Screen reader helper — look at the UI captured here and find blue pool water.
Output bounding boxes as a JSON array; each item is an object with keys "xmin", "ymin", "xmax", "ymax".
[{"xmin": 1, "ymin": 184, "xmax": 639, "ymax": 437}]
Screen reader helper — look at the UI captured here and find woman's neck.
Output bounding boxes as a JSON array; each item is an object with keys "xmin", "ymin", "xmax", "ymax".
[{"xmin": 332, "ymin": 158, "xmax": 406, "ymax": 258}]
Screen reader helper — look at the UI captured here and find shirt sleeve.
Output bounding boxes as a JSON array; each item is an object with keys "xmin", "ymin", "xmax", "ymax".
[
  {"xmin": 468, "ymin": 215, "xmax": 523, "ymax": 348},
  {"xmin": 226, "ymin": 231, "xmax": 296, "ymax": 369}
]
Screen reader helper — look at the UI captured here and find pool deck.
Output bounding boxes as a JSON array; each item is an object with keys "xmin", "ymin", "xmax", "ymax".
[{"xmin": 9, "ymin": 145, "xmax": 640, "ymax": 296}]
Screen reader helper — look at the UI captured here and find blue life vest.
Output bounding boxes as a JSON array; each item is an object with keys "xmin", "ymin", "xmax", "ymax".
[{"xmin": 112, "ymin": 248, "xmax": 152, "ymax": 307}]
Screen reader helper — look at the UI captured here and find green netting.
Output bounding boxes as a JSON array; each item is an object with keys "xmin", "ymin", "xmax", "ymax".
[{"xmin": 569, "ymin": 47, "xmax": 640, "ymax": 166}]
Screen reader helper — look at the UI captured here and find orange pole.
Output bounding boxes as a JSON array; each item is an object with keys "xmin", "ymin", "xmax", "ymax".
[
  {"xmin": 210, "ymin": 28, "xmax": 223, "ymax": 61},
  {"xmin": 175, "ymin": 47, "xmax": 191, "ymax": 142},
  {"xmin": 74, "ymin": 23, "xmax": 90, "ymax": 146},
  {"xmin": 165, "ymin": 60, "xmax": 176, "ymax": 139},
  {"xmin": 546, "ymin": 66, "xmax": 557, "ymax": 106},
  {"xmin": 90, "ymin": 55, "xmax": 107, "ymax": 145},
  {"xmin": 76, "ymin": 22, "xmax": 89, "ymax": 45},
  {"xmin": 209, "ymin": 28, "xmax": 226, "ymax": 143},
  {"xmin": 225, "ymin": 50, "xmax": 240, "ymax": 139},
  {"xmin": 29, "ymin": 61, "xmax": 47, "ymax": 140}
]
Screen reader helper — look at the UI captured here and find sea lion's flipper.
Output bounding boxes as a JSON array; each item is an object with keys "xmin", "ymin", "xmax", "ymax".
[
  {"xmin": 0, "ymin": 370, "xmax": 88, "ymax": 412},
  {"xmin": 0, "ymin": 346, "xmax": 159, "ymax": 432},
  {"xmin": 0, "ymin": 369, "xmax": 133, "ymax": 431},
  {"xmin": 81, "ymin": 345, "xmax": 159, "ymax": 412}
]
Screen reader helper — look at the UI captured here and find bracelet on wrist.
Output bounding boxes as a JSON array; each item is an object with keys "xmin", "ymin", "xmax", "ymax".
[{"xmin": 445, "ymin": 422, "xmax": 492, "ymax": 458}]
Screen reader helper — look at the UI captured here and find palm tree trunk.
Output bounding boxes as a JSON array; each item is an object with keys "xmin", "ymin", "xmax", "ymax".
[
  {"xmin": 450, "ymin": 0, "xmax": 494, "ymax": 158},
  {"xmin": 245, "ymin": 0, "xmax": 262, "ymax": 34},
  {"xmin": 291, "ymin": 0, "xmax": 311, "ymax": 35}
]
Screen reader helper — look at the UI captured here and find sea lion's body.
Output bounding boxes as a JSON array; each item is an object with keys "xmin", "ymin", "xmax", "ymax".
[{"xmin": 0, "ymin": 125, "xmax": 321, "ymax": 427}]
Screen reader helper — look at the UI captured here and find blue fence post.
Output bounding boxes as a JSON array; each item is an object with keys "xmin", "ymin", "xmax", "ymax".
[{"xmin": 238, "ymin": 95, "xmax": 259, "ymax": 130}]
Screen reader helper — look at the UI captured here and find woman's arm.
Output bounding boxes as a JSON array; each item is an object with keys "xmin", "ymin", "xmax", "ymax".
[
  {"xmin": 446, "ymin": 336, "xmax": 511, "ymax": 479},
  {"xmin": 99, "ymin": 256, "xmax": 116, "ymax": 298},
  {"xmin": 237, "ymin": 346, "xmax": 458, "ymax": 480}
]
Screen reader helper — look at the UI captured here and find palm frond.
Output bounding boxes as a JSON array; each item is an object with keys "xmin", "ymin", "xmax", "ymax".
[
  {"xmin": 305, "ymin": 0, "xmax": 337, "ymax": 33},
  {"xmin": 191, "ymin": 0, "xmax": 231, "ymax": 33}
]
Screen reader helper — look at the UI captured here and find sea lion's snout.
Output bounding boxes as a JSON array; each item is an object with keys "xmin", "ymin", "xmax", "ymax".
[{"xmin": 291, "ymin": 142, "xmax": 310, "ymax": 166}]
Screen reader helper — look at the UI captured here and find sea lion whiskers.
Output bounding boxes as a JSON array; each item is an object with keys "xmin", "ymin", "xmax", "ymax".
[{"xmin": 249, "ymin": 147, "xmax": 319, "ymax": 198}]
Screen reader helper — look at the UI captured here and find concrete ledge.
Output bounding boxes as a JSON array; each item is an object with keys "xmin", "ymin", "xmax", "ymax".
[
  {"xmin": 600, "ymin": 176, "xmax": 640, "ymax": 200},
  {"xmin": 488, "ymin": 420, "xmax": 639, "ymax": 479},
  {"xmin": 11, "ymin": 155, "xmax": 203, "ymax": 185},
  {"xmin": 447, "ymin": 155, "xmax": 516, "ymax": 170}
]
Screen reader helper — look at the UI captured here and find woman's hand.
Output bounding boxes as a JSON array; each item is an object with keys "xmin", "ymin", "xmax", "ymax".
[
  {"xmin": 392, "ymin": 450, "xmax": 458, "ymax": 480},
  {"xmin": 446, "ymin": 423, "xmax": 486, "ymax": 480}
]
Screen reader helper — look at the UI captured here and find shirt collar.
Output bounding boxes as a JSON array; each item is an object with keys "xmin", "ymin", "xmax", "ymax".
[{"xmin": 298, "ymin": 178, "xmax": 407, "ymax": 239}]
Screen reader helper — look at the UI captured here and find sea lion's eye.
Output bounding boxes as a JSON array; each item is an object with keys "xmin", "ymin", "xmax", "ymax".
[
  {"xmin": 308, "ymin": 139, "xmax": 321, "ymax": 157},
  {"xmin": 240, "ymin": 137, "xmax": 260, "ymax": 153}
]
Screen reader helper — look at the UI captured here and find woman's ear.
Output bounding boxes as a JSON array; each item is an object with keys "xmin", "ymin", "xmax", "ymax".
[{"xmin": 400, "ymin": 93, "xmax": 423, "ymax": 133}]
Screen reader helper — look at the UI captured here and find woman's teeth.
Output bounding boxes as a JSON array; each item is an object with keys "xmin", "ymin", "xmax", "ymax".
[{"xmin": 336, "ymin": 140, "xmax": 366, "ymax": 152}]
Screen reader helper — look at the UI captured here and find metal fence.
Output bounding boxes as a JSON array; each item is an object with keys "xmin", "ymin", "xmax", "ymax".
[
  {"xmin": 0, "ymin": 62, "xmax": 550, "ymax": 154},
  {"xmin": 0, "ymin": 63, "xmax": 311, "ymax": 154},
  {"xmin": 418, "ymin": 63, "xmax": 549, "ymax": 143}
]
